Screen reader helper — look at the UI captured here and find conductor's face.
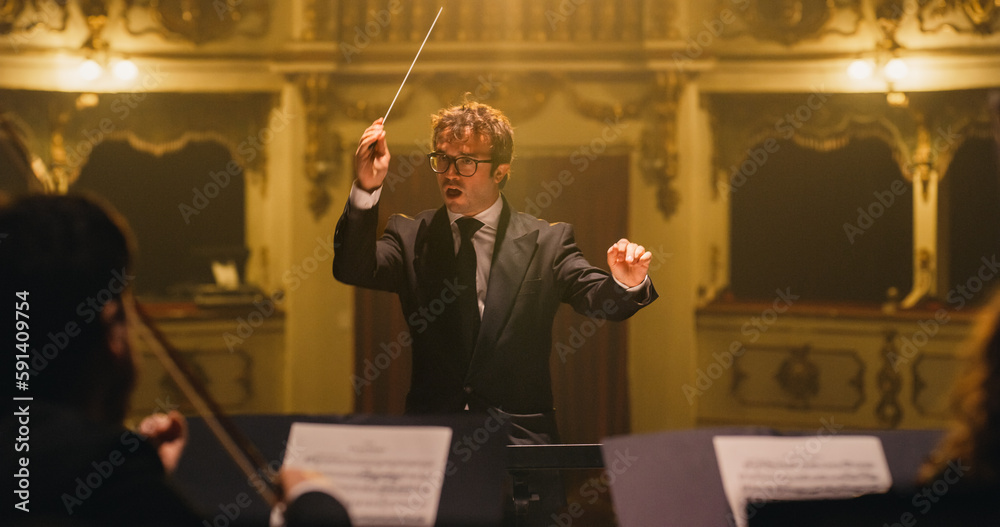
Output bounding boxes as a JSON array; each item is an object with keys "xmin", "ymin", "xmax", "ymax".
[{"xmin": 434, "ymin": 134, "xmax": 506, "ymax": 217}]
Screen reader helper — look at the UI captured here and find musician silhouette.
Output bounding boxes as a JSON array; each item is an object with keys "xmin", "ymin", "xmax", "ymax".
[{"xmin": 0, "ymin": 193, "xmax": 350, "ymax": 526}]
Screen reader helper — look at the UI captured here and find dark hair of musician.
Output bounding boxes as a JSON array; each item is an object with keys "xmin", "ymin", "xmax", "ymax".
[{"xmin": 1, "ymin": 193, "xmax": 137, "ymax": 424}]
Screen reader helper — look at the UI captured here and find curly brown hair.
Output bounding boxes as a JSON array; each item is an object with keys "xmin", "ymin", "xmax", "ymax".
[
  {"xmin": 919, "ymin": 289, "xmax": 1000, "ymax": 485},
  {"xmin": 431, "ymin": 99, "xmax": 513, "ymax": 187}
]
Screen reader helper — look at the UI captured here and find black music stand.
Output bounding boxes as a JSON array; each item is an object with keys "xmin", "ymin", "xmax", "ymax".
[
  {"xmin": 506, "ymin": 443, "xmax": 605, "ymax": 526},
  {"xmin": 173, "ymin": 413, "xmax": 508, "ymax": 527},
  {"xmin": 599, "ymin": 427, "xmax": 945, "ymax": 527}
]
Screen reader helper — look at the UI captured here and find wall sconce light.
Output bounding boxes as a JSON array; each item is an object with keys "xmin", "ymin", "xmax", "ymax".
[
  {"xmin": 883, "ymin": 58, "xmax": 909, "ymax": 82},
  {"xmin": 111, "ymin": 59, "xmax": 138, "ymax": 81},
  {"xmin": 845, "ymin": 53, "xmax": 911, "ymax": 107},
  {"xmin": 845, "ymin": 56, "xmax": 910, "ymax": 82},
  {"xmin": 77, "ymin": 58, "xmax": 104, "ymax": 81},
  {"xmin": 76, "ymin": 56, "xmax": 138, "ymax": 82},
  {"xmin": 847, "ymin": 59, "xmax": 875, "ymax": 80}
]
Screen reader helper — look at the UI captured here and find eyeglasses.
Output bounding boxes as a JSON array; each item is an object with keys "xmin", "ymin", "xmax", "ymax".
[{"xmin": 427, "ymin": 152, "xmax": 492, "ymax": 177}]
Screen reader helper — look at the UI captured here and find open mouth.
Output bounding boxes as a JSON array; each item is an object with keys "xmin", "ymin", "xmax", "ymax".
[{"xmin": 445, "ymin": 187, "xmax": 462, "ymax": 198}]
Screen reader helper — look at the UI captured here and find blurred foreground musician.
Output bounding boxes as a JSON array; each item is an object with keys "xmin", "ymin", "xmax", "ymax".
[{"xmin": 0, "ymin": 193, "xmax": 350, "ymax": 526}]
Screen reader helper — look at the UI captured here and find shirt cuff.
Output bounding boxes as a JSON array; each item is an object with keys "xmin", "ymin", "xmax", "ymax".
[
  {"xmin": 614, "ymin": 275, "xmax": 650, "ymax": 293},
  {"xmin": 349, "ymin": 180, "xmax": 382, "ymax": 210}
]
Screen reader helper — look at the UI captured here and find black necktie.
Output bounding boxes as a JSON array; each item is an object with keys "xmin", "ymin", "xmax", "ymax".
[{"xmin": 455, "ymin": 217, "xmax": 483, "ymax": 363}]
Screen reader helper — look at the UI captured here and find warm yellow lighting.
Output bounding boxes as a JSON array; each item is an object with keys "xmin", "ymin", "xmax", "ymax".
[
  {"xmin": 884, "ymin": 58, "xmax": 909, "ymax": 81},
  {"xmin": 112, "ymin": 59, "xmax": 139, "ymax": 81},
  {"xmin": 886, "ymin": 91, "xmax": 909, "ymax": 107},
  {"xmin": 847, "ymin": 59, "xmax": 874, "ymax": 80},
  {"xmin": 78, "ymin": 59, "xmax": 103, "ymax": 81}
]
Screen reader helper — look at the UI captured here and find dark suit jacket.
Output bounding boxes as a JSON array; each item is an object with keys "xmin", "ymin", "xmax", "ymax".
[{"xmin": 333, "ymin": 194, "xmax": 657, "ymax": 440}]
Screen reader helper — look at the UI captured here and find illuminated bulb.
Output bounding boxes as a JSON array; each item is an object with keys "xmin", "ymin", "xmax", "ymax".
[
  {"xmin": 847, "ymin": 59, "xmax": 874, "ymax": 80},
  {"xmin": 884, "ymin": 58, "xmax": 909, "ymax": 81},
  {"xmin": 112, "ymin": 59, "xmax": 139, "ymax": 81},
  {"xmin": 78, "ymin": 59, "xmax": 103, "ymax": 81}
]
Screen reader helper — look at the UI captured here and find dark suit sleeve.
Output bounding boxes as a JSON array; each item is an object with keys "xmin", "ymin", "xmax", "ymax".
[
  {"xmin": 551, "ymin": 222, "xmax": 657, "ymax": 320},
  {"xmin": 285, "ymin": 491, "xmax": 353, "ymax": 527},
  {"xmin": 331, "ymin": 199, "xmax": 404, "ymax": 292}
]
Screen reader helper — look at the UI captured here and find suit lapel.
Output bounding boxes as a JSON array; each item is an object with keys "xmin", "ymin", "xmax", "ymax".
[{"xmin": 468, "ymin": 196, "xmax": 538, "ymax": 376}]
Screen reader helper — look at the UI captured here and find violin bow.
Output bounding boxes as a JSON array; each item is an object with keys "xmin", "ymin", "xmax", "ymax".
[{"xmin": 130, "ymin": 299, "xmax": 282, "ymax": 507}]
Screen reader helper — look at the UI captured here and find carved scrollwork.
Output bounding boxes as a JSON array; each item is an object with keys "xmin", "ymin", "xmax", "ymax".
[
  {"xmin": 0, "ymin": 0, "xmax": 27, "ymax": 34},
  {"xmin": 724, "ymin": 0, "xmax": 863, "ymax": 45},
  {"xmin": 876, "ymin": 331, "xmax": 903, "ymax": 428},
  {"xmin": 776, "ymin": 345, "xmax": 821, "ymax": 407},
  {"xmin": 708, "ymin": 92, "xmax": 920, "ymax": 199},
  {"xmin": 918, "ymin": 0, "xmax": 1000, "ymax": 34},
  {"xmin": 326, "ymin": 70, "xmax": 683, "ymax": 220},
  {"xmin": 297, "ymin": 72, "xmax": 343, "ymax": 220},
  {"xmin": 0, "ymin": 0, "xmax": 68, "ymax": 39},
  {"xmin": 731, "ymin": 344, "xmax": 865, "ymax": 411},
  {"xmin": 123, "ymin": 0, "xmax": 270, "ymax": 44},
  {"xmin": 638, "ymin": 73, "xmax": 683, "ymax": 220}
]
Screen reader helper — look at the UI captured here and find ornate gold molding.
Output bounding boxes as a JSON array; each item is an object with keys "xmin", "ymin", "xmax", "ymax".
[
  {"xmin": 123, "ymin": 0, "xmax": 270, "ymax": 44},
  {"xmin": 732, "ymin": 344, "xmax": 865, "ymax": 411},
  {"xmin": 918, "ymin": 0, "xmax": 1000, "ymax": 35},
  {"xmin": 325, "ymin": 70, "xmax": 685, "ymax": 220},
  {"xmin": 723, "ymin": 0, "xmax": 864, "ymax": 45},
  {"xmin": 708, "ymin": 92, "xmax": 918, "ymax": 198},
  {"xmin": 324, "ymin": 0, "xmax": 677, "ymax": 45},
  {"xmin": 297, "ymin": 72, "xmax": 343, "ymax": 220},
  {"xmin": 0, "ymin": 90, "xmax": 273, "ymax": 190},
  {"xmin": 0, "ymin": 0, "xmax": 68, "ymax": 37},
  {"xmin": 875, "ymin": 331, "xmax": 903, "ymax": 427}
]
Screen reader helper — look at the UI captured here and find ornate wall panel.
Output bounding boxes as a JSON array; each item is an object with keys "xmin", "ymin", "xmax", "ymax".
[
  {"xmin": 917, "ymin": 0, "xmax": 1000, "ymax": 35},
  {"xmin": 716, "ymin": 0, "xmax": 865, "ymax": 45},
  {"xmin": 707, "ymin": 90, "xmax": 996, "ymax": 200},
  {"xmin": 0, "ymin": 89, "xmax": 274, "ymax": 190},
  {"xmin": 695, "ymin": 311, "xmax": 972, "ymax": 429},
  {"xmin": 123, "ymin": 0, "xmax": 271, "ymax": 44}
]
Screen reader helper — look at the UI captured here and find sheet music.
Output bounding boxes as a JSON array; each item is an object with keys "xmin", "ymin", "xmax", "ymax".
[
  {"xmin": 283, "ymin": 423, "xmax": 453, "ymax": 527},
  {"xmin": 713, "ymin": 435, "xmax": 892, "ymax": 527}
]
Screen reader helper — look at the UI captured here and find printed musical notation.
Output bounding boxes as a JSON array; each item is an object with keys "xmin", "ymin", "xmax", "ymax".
[{"xmin": 713, "ymin": 435, "xmax": 893, "ymax": 527}]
